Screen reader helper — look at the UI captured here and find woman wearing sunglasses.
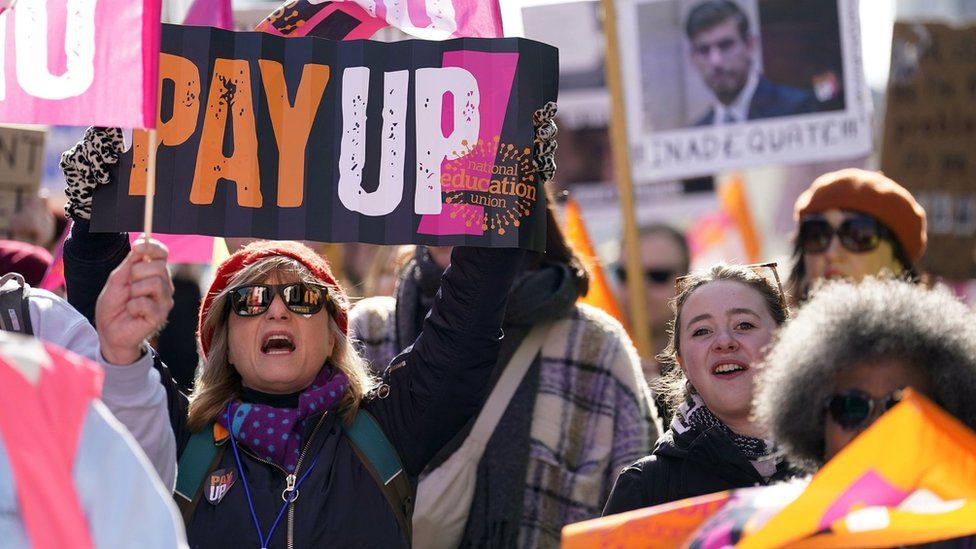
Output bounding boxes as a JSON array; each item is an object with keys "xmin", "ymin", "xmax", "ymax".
[
  {"xmin": 789, "ymin": 168, "xmax": 927, "ymax": 305},
  {"xmin": 58, "ymin": 128, "xmax": 526, "ymax": 547},
  {"xmin": 603, "ymin": 263, "xmax": 792, "ymax": 515},
  {"xmin": 755, "ymin": 277, "xmax": 976, "ymax": 470}
]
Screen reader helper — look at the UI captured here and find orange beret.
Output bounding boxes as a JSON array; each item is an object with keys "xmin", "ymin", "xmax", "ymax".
[{"xmin": 794, "ymin": 169, "xmax": 927, "ymax": 263}]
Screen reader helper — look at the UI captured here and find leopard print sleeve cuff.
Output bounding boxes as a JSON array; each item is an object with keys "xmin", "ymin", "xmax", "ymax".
[
  {"xmin": 531, "ymin": 101, "xmax": 558, "ymax": 185},
  {"xmin": 61, "ymin": 126, "xmax": 125, "ymax": 221}
]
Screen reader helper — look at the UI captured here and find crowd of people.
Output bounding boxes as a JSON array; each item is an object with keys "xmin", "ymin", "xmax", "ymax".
[
  {"xmin": 3, "ymin": 124, "xmax": 972, "ymax": 547},
  {"xmin": 1, "ymin": 3, "xmax": 974, "ymax": 548}
]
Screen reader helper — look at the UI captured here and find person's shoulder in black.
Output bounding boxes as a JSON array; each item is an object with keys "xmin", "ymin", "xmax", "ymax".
[{"xmin": 603, "ymin": 425, "xmax": 790, "ymax": 516}]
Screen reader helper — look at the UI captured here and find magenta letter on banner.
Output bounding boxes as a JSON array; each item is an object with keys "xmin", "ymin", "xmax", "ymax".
[
  {"xmin": 0, "ymin": 0, "xmax": 161, "ymax": 128},
  {"xmin": 417, "ymin": 51, "xmax": 518, "ymax": 236}
]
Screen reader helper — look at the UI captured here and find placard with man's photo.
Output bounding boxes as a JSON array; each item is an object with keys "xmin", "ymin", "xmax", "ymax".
[{"xmin": 617, "ymin": 0, "xmax": 872, "ymax": 182}]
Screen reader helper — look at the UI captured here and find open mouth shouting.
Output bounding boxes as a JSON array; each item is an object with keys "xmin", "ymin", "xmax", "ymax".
[{"xmin": 261, "ymin": 332, "xmax": 296, "ymax": 355}]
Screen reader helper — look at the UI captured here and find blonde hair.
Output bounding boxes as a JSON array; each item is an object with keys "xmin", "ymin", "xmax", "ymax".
[{"xmin": 187, "ymin": 256, "xmax": 376, "ymax": 431}]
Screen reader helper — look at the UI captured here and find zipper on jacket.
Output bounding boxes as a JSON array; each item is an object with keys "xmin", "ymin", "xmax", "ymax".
[
  {"xmin": 373, "ymin": 359, "xmax": 406, "ymax": 399},
  {"xmin": 238, "ymin": 412, "xmax": 329, "ymax": 549}
]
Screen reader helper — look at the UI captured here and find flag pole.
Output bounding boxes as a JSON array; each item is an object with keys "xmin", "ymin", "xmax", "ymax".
[
  {"xmin": 600, "ymin": 0, "xmax": 653, "ymax": 360},
  {"xmin": 142, "ymin": 129, "xmax": 156, "ymax": 241}
]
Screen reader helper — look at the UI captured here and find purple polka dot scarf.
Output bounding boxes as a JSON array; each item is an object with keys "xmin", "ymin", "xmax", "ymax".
[{"xmin": 218, "ymin": 366, "xmax": 350, "ymax": 472}]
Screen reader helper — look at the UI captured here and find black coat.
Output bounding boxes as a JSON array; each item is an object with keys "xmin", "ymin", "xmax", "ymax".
[
  {"xmin": 603, "ymin": 424, "xmax": 793, "ymax": 516},
  {"xmin": 64, "ymin": 222, "xmax": 523, "ymax": 548}
]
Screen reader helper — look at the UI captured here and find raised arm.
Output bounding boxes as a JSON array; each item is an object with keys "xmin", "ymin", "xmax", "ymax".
[
  {"xmin": 369, "ymin": 246, "xmax": 524, "ymax": 475},
  {"xmin": 60, "ymin": 127, "xmax": 131, "ymax": 325}
]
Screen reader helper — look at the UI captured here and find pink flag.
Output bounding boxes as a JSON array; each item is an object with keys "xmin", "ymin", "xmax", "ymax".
[
  {"xmin": 38, "ymin": 220, "xmax": 70, "ymax": 292},
  {"xmin": 0, "ymin": 0, "xmax": 162, "ymax": 128},
  {"xmin": 129, "ymin": 233, "xmax": 215, "ymax": 265},
  {"xmin": 257, "ymin": 0, "xmax": 503, "ymax": 40},
  {"xmin": 183, "ymin": 0, "xmax": 233, "ymax": 29}
]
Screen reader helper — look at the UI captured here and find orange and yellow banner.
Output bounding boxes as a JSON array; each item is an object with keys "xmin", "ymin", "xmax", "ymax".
[{"xmin": 564, "ymin": 391, "xmax": 976, "ymax": 548}]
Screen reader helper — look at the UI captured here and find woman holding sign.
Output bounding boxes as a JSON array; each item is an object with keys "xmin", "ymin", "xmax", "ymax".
[
  {"xmin": 59, "ymin": 127, "xmax": 526, "ymax": 547},
  {"xmin": 603, "ymin": 263, "xmax": 793, "ymax": 515}
]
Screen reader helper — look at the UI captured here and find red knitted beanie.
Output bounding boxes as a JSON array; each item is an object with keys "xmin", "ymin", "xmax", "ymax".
[
  {"xmin": 794, "ymin": 168, "xmax": 927, "ymax": 263},
  {"xmin": 198, "ymin": 240, "xmax": 347, "ymax": 361}
]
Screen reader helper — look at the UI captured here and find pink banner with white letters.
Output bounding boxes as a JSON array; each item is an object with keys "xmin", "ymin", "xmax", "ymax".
[
  {"xmin": 0, "ymin": 0, "xmax": 161, "ymax": 128},
  {"xmin": 257, "ymin": 0, "xmax": 503, "ymax": 41}
]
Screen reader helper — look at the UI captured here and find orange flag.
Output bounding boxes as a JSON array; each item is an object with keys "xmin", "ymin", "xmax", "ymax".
[
  {"xmin": 562, "ymin": 197, "xmax": 628, "ymax": 328},
  {"xmin": 718, "ymin": 173, "xmax": 761, "ymax": 263},
  {"xmin": 562, "ymin": 491, "xmax": 731, "ymax": 549},
  {"xmin": 738, "ymin": 390, "xmax": 976, "ymax": 548},
  {"xmin": 563, "ymin": 391, "xmax": 976, "ymax": 549}
]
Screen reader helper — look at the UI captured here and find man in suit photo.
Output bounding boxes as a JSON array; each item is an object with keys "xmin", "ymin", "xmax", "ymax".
[{"xmin": 686, "ymin": 0, "xmax": 820, "ymax": 126}]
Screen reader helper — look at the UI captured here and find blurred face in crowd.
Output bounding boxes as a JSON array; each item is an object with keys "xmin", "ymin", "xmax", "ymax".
[
  {"xmin": 689, "ymin": 17, "xmax": 755, "ymax": 105},
  {"xmin": 227, "ymin": 270, "xmax": 335, "ymax": 394},
  {"xmin": 677, "ymin": 280, "xmax": 776, "ymax": 432},
  {"xmin": 427, "ymin": 246, "xmax": 453, "ymax": 270},
  {"xmin": 823, "ymin": 358, "xmax": 932, "ymax": 461},
  {"xmin": 633, "ymin": 231, "xmax": 687, "ymax": 340},
  {"xmin": 801, "ymin": 209, "xmax": 902, "ymax": 288}
]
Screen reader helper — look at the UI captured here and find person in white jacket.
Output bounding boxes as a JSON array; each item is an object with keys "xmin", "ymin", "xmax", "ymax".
[
  {"xmin": 0, "ymin": 331, "xmax": 187, "ymax": 548},
  {"xmin": 0, "ymin": 241, "xmax": 177, "ymax": 490}
]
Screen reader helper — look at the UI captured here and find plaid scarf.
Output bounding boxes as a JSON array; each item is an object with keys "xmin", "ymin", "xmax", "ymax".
[{"xmin": 218, "ymin": 366, "xmax": 349, "ymax": 472}]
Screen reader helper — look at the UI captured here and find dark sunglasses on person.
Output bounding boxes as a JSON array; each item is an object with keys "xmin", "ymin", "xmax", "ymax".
[
  {"xmin": 824, "ymin": 388, "xmax": 904, "ymax": 430},
  {"xmin": 228, "ymin": 282, "xmax": 331, "ymax": 317},
  {"xmin": 615, "ymin": 265, "xmax": 679, "ymax": 285},
  {"xmin": 799, "ymin": 214, "xmax": 890, "ymax": 254}
]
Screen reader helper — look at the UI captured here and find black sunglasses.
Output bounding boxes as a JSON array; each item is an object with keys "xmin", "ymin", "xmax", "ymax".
[
  {"xmin": 825, "ymin": 389, "xmax": 904, "ymax": 430},
  {"xmin": 799, "ymin": 215, "xmax": 889, "ymax": 255},
  {"xmin": 615, "ymin": 265, "xmax": 679, "ymax": 285},
  {"xmin": 227, "ymin": 282, "xmax": 331, "ymax": 317}
]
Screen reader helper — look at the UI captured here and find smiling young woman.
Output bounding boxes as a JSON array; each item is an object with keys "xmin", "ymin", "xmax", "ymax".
[{"xmin": 603, "ymin": 263, "xmax": 792, "ymax": 515}]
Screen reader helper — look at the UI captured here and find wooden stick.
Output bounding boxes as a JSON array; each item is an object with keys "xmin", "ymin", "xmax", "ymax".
[
  {"xmin": 601, "ymin": 0, "xmax": 653, "ymax": 361},
  {"xmin": 142, "ymin": 128, "xmax": 157, "ymax": 241}
]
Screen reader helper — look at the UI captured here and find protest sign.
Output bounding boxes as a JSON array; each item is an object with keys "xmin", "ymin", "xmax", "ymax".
[
  {"xmin": 880, "ymin": 23, "xmax": 976, "ymax": 280},
  {"xmin": 614, "ymin": 0, "xmax": 871, "ymax": 183},
  {"xmin": 0, "ymin": 0, "xmax": 161, "ymax": 128},
  {"xmin": 0, "ymin": 125, "xmax": 45, "ymax": 235},
  {"xmin": 91, "ymin": 24, "xmax": 558, "ymax": 249},
  {"xmin": 256, "ymin": 0, "xmax": 504, "ymax": 41}
]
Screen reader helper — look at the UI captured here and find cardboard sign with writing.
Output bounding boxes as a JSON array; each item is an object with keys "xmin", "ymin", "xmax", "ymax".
[
  {"xmin": 615, "ymin": 0, "xmax": 871, "ymax": 183},
  {"xmin": 91, "ymin": 24, "xmax": 558, "ymax": 250},
  {"xmin": 881, "ymin": 23, "xmax": 976, "ymax": 279},
  {"xmin": 0, "ymin": 125, "xmax": 45, "ymax": 235}
]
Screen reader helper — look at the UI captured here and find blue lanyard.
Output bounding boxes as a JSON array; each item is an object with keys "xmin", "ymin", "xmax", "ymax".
[{"xmin": 225, "ymin": 403, "xmax": 321, "ymax": 549}]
